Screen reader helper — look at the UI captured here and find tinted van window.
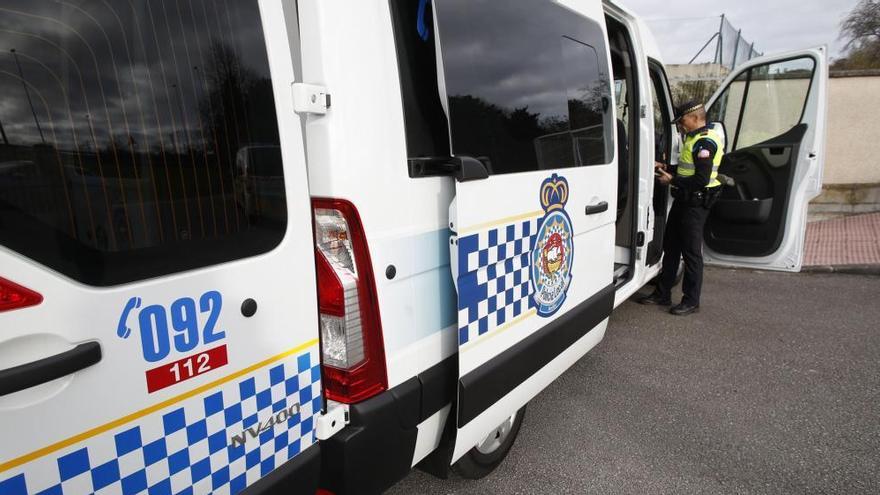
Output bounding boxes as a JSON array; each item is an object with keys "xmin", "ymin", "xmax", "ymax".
[
  {"xmin": 0, "ymin": 0, "xmax": 285, "ymax": 286},
  {"xmin": 389, "ymin": 0, "xmax": 451, "ymax": 164},
  {"xmin": 433, "ymin": 0, "xmax": 613, "ymax": 175}
]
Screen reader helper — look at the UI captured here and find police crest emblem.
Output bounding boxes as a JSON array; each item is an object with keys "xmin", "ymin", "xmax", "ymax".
[{"xmin": 531, "ymin": 174, "xmax": 574, "ymax": 317}]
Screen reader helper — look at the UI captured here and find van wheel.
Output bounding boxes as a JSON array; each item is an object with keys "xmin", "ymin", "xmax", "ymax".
[{"xmin": 452, "ymin": 406, "xmax": 525, "ymax": 480}]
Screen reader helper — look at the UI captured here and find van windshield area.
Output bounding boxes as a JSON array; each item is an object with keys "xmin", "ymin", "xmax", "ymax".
[{"xmin": 0, "ymin": 0, "xmax": 286, "ymax": 286}]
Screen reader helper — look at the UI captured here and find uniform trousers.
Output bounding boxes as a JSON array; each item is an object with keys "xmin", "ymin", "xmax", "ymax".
[{"xmin": 657, "ymin": 200, "xmax": 711, "ymax": 306}]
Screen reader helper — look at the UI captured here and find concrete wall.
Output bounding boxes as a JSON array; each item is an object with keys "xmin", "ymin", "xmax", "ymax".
[
  {"xmin": 824, "ymin": 74, "xmax": 880, "ymax": 185},
  {"xmin": 666, "ymin": 63, "xmax": 730, "ymax": 83}
]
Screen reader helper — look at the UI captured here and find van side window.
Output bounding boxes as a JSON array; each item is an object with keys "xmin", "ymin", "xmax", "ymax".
[
  {"xmin": 389, "ymin": 0, "xmax": 451, "ymax": 164},
  {"xmin": 433, "ymin": 0, "xmax": 613, "ymax": 175},
  {"xmin": 0, "ymin": 0, "xmax": 284, "ymax": 286}
]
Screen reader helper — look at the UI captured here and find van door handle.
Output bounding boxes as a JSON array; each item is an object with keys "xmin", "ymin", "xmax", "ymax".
[
  {"xmin": 584, "ymin": 201, "xmax": 609, "ymax": 215},
  {"xmin": 0, "ymin": 342, "xmax": 102, "ymax": 396}
]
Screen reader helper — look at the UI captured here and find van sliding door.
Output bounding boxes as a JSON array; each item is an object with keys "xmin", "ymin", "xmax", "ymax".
[{"xmin": 432, "ymin": 0, "xmax": 618, "ymax": 462}]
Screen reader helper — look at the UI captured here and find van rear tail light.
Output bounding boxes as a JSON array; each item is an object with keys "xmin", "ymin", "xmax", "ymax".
[
  {"xmin": 312, "ymin": 198, "xmax": 387, "ymax": 404},
  {"xmin": 0, "ymin": 277, "xmax": 43, "ymax": 313}
]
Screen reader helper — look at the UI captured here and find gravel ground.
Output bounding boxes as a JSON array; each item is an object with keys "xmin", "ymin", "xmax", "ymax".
[{"xmin": 387, "ymin": 267, "xmax": 880, "ymax": 494}]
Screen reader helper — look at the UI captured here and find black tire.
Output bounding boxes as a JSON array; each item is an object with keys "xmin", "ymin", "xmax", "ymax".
[{"xmin": 452, "ymin": 406, "xmax": 525, "ymax": 480}]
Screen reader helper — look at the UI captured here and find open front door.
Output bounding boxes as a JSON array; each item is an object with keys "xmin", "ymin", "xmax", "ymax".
[
  {"xmin": 431, "ymin": 0, "xmax": 617, "ymax": 462},
  {"xmin": 703, "ymin": 47, "xmax": 828, "ymax": 271}
]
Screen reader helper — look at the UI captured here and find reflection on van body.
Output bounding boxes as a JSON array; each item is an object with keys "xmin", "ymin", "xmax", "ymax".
[
  {"xmin": 0, "ymin": 0, "xmax": 286, "ymax": 285},
  {"xmin": 234, "ymin": 145, "xmax": 286, "ymax": 223}
]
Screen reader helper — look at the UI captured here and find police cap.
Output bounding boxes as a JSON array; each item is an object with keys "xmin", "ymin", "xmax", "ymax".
[{"xmin": 674, "ymin": 100, "xmax": 704, "ymax": 122}]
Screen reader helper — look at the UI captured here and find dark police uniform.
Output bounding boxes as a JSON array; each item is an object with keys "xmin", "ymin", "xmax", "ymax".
[{"xmin": 641, "ymin": 102, "xmax": 723, "ymax": 315}]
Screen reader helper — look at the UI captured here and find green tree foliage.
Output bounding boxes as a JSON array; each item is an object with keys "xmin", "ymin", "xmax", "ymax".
[{"xmin": 832, "ymin": 0, "xmax": 880, "ymax": 70}]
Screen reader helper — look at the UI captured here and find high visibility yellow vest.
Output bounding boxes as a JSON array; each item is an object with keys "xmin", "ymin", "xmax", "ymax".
[{"xmin": 678, "ymin": 126, "xmax": 724, "ymax": 188}]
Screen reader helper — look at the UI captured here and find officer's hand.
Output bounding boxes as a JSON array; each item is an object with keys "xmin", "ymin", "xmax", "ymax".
[{"xmin": 656, "ymin": 169, "xmax": 673, "ymax": 185}]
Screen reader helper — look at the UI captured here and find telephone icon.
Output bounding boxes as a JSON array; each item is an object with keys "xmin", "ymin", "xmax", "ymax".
[{"xmin": 117, "ymin": 296, "xmax": 142, "ymax": 339}]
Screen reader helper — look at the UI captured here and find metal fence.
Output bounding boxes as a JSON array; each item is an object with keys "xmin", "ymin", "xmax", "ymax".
[
  {"xmin": 642, "ymin": 14, "xmax": 762, "ymax": 106},
  {"xmin": 690, "ymin": 14, "xmax": 762, "ymax": 70}
]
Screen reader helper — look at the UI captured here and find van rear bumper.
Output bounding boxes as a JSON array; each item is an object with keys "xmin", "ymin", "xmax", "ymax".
[
  {"xmin": 319, "ymin": 356, "xmax": 456, "ymax": 495},
  {"xmin": 240, "ymin": 443, "xmax": 321, "ymax": 495}
]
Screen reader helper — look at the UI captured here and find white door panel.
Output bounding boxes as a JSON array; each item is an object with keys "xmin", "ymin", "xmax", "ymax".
[
  {"xmin": 431, "ymin": 0, "xmax": 618, "ymax": 461},
  {"xmin": 454, "ymin": 319, "xmax": 608, "ymax": 462},
  {"xmin": 0, "ymin": 1, "xmax": 321, "ymax": 492},
  {"xmin": 703, "ymin": 47, "xmax": 827, "ymax": 271},
  {"xmin": 454, "ymin": 171, "xmax": 616, "ymax": 377}
]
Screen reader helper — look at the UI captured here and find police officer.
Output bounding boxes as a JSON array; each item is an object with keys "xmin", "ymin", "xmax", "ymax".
[{"xmin": 638, "ymin": 100, "xmax": 724, "ymax": 315}]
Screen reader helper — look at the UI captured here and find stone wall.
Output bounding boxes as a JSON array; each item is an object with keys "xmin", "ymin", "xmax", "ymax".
[
  {"xmin": 809, "ymin": 71, "xmax": 880, "ymax": 220},
  {"xmin": 823, "ymin": 71, "xmax": 880, "ymax": 185}
]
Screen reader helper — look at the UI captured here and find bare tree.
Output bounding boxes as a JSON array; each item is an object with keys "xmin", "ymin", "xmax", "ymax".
[
  {"xmin": 841, "ymin": 0, "xmax": 880, "ymax": 50},
  {"xmin": 834, "ymin": 0, "xmax": 880, "ymax": 70}
]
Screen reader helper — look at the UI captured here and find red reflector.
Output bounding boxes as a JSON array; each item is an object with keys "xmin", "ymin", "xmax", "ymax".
[
  {"xmin": 315, "ymin": 490, "xmax": 336, "ymax": 495},
  {"xmin": 315, "ymin": 248, "xmax": 345, "ymax": 317},
  {"xmin": 0, "ymin": 277, "xmax": 43, "ymax": 313}
]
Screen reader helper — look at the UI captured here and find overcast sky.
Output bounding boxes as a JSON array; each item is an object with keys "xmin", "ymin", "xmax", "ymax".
[{"xmin": 620, "ymin": 0, "xmax": 862, "ymax": 64}]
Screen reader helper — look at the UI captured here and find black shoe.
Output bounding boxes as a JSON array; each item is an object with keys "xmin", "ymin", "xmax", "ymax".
[
  {"xmin": 637, "ymin": 292, "xmax": 672, "ymax": 306},
  {"xmin": 670, "ymin": 302, "xmax": 699, "ymax": 316}
]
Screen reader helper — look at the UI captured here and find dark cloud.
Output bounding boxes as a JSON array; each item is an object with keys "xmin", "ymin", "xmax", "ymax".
[
  {"xmin": 0, "ymin": 0, "xmax": 270, "ymax": 147},
  {"xmin": 431, "ymin": 0, "xmax": 615, "ymax": 169},
  {"xmin": 0, "ymin": 0, "xmax": 282, "ymax": 250}
]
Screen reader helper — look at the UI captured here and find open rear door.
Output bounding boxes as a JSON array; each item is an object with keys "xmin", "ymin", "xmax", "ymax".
[
  {"xmin": 703, "ymin": 47, "xmax": 828, "ymax": 271},
  {"xmin": 431, "ymin": 0, "xmax": 617, "ymax": 461}
]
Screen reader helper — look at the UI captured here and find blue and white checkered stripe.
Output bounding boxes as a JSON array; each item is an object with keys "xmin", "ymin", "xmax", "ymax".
[
  {"xmin": 457, "ymin": 218, "xmax": 540, "ymax": 346},
  {"xmin": 0, "ymin": 346, "xmax": 321, "ymax": 495}
]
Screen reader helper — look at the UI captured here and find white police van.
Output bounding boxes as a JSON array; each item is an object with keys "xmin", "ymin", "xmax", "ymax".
[{"xmin": 0, "ymin": 0, "xmax": 826, "ymax": 494}]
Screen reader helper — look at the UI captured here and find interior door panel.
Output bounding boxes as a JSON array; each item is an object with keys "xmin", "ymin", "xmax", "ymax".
[{"xmin": 706, "ymin": 124, "xmax": 807, "ymax": 256}]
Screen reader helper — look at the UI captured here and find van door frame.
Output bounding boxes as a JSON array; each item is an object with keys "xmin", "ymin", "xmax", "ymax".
[
  {"xmin": 606, "ymin": 14, "xmax": 642, "ymax": 288},
  {"xmin": 645, "ymin": 58, "xmax": 675, "ymax": 266}
]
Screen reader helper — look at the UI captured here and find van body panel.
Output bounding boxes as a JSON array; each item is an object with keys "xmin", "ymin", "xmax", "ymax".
[
  {"xmin": 0, "ymin": 1, "xmax": 322, "ymax": 493},
  {"xmin": 297, "ymin": 0, "xmax": 458, "ymax": 392}
]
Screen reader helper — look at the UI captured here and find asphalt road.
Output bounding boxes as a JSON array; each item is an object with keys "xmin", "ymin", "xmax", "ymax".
[{"xmin": 387, "ymin": 267, "xmax": 880, "ymax": 494}]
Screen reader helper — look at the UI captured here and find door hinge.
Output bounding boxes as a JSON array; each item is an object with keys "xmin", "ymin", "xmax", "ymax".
[
  {"xmin": 292, "ymin": 83, "xmax": 331, "ymax": 115},
  {"xmin": 315, "ymin": 401, "xmax": 349, "ymax": 440}
]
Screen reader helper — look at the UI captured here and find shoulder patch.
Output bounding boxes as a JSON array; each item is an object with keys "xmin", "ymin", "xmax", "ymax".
[{"xmin": 697, "ymin": 149, "xmax": 711, "ymax": 159}]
